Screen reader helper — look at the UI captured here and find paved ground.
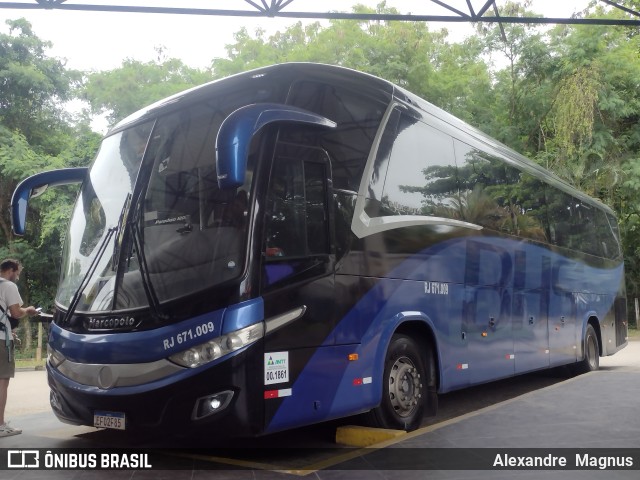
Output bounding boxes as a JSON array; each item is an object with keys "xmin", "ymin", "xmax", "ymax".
[
  {"xmin": 1, "ymin": 340, "xmax": 639, "ymax": 479},
  {"xmin": 5, "ymin": 368, "xmax": 50, "ymax": 417}
]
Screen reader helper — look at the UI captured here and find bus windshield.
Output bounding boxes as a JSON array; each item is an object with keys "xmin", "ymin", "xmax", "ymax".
[{"xmin": 56, "ymin": 102, "xmax": 255, "ymax": 313}]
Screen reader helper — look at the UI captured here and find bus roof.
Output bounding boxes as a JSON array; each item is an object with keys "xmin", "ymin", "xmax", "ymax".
[{"xmin": 108, "ymin": 62, "xmax": 394, "ymax": 135}]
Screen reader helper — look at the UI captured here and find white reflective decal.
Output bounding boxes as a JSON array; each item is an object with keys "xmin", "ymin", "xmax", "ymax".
[{"xmin": 265, "ymin": 351, "xmax": 289, "ymax": 385}]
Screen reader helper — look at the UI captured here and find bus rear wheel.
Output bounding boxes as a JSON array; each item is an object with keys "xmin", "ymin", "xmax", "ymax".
[
  {"xmin": 575, "ymin": 324, "xmax": 599, "ymax": 374},
  {"xmin": 369, "ymin": 334, "xmax": 427, "ymax": 432}
]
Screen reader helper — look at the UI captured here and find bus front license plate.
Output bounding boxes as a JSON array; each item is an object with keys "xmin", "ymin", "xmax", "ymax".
[{"xmin": 94, "ymin": 411, "xmax": 126, "ymax": 430}]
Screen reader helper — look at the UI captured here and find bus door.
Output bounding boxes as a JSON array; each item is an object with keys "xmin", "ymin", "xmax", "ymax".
[
  {"xmin": 260, "ymin": 142, "xmax": 338, "ymax": 430},
  {"xmin": 548, "ymin": 260, "xmax": 579, "ymax": 366},
  {"xmin": 513, "ymin": 250, "xmax": 550, "ymax": 373},
  {"xmin": 463, "ymin": 240, "xmax": 514, "ymax": 384}
]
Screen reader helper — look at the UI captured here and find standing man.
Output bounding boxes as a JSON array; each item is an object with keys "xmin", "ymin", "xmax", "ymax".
[{"xmin": 0, "ymin": 259, "xmax": 38, "ymax": 437}]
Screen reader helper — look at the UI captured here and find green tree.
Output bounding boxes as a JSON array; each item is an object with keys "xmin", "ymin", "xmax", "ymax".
[
  {"xmin": 82, "ymin": 49, "xmax": 212, "ymax": 125},
  {"xmin": 1, "ymin": 19, "xmax": 100, "ymax": 349},
  {"xmin": 475, "ymin": 1, "xmax": 558, "ymax": 153},
  {"xmin": 0, "ymin": 18, "xmax": 80, "ymax": 154}
]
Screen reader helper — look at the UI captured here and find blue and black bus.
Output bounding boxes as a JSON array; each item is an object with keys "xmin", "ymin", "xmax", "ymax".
[{"xmin": 12, "ymin": 63, "xmax": 627, "ymax": 435}]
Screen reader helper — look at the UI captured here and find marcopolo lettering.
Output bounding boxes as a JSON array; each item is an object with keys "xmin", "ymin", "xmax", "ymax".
[{"xmin": 87, "ymin": 316, "xmax": 136, "ymax": 330}]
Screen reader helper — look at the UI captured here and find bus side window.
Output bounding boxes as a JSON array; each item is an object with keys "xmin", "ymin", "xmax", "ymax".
[
  {"xmin": 595, "ymin": 211, "xmax": 622, "ymax": 260},
  {"xmin": 380, "ymin": 114, "xmax": 458, "ymax": 217},
  {"xmin": 572, "ymin": 201, "xmax": 598, "ymax": 256},
  {"xmin": 545, "ymin": 189, "xmax": 574, "ymax": 250},
  {"xmin": 506, "ymin": 171, "xmax": 549, "ymax": 242},
  {"xmin": 286, "ymin": 81, "xmax": 385, "ymax": 193},
  {"xmin": 454, "ymin": 141, "xmax": 510, "ymax": 230}
]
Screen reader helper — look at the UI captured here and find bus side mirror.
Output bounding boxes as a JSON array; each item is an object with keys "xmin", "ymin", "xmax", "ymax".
[
  {"xmin": 215, "ymin": 103, "xmax": 336, "ymax": 189},
  {"xmin": 12, "ymin": 167, "xmax": 88, "ymax": 236}
]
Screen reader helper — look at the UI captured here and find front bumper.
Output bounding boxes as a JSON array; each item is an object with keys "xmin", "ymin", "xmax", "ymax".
[{"xmin": 46, "ymin": 343, "xmax": 264, "ymax": 436}]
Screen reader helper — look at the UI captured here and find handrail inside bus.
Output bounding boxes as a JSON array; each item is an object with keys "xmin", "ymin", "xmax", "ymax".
[
  {"xmin": 11, "ymin": 167, "xmax": 88, "ymax": 236},
  {"xmin": 215, "ymin": 103, "xmax": 336, "ymax": 189}
]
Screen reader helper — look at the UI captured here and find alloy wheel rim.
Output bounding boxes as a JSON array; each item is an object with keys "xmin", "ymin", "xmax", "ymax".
[{"xmin": 388, "ymin": 356, "xmax": 422, "ymax": 418}]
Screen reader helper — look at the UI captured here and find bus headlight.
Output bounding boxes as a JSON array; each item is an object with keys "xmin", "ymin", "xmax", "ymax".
[{"xmin": 169, "ymin": 322, "xmax": 264, "ymax": 368}]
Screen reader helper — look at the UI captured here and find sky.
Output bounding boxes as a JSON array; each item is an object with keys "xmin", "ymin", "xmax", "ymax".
[{"xmin": 0, "ymin": 0, "xmax": 592, "ymax": 72}]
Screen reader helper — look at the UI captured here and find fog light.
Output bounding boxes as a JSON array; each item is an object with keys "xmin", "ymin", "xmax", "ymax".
[{"xmin": 192, "ymin": 390, "xmax": 234, "ymax": 420}]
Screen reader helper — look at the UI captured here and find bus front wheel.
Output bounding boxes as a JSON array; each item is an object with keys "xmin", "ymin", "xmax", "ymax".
[{"xmin": 369, "ymin": 334, "xmax": 427, "ymax": 431}]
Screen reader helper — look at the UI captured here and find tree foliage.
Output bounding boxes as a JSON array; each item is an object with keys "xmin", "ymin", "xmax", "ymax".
[
  {"xmin": 82, "ymin": 49, "xmax": 213, "ymax": 126},
  {"xmin": 552, "ymin": 65, "xmax": 599, "ymax": 160},
  {"xmin": 1, "ymin": 19, "xmax": 99, "ymax": 346},
  {"xmin": 0, "ymin": 18, "xmax": 80, "ymax": 154}
]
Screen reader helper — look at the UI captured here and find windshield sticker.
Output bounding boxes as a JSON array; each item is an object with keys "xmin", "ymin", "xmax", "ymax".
[
  {"xmin": 264, "ymin": 352, "xmax": 289, "ymax": 385},
  {"xmin": 153, "ymin": 215, "xmax": 189, "ymax": 226}
]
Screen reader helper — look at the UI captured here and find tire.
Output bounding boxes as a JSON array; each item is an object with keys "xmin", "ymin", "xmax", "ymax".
[
  {"xmin": 368, "ymin": 334, "xmax": 428, "ymax": 431},
  {"xmin": 575, "ymin": 324, "xmax": 599, "ymax": 374}
]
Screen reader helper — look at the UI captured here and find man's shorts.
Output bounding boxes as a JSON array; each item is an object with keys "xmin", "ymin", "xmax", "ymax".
[{"xmin": 0, "ymin": 341, "xmax": 15, "ymax": 378}]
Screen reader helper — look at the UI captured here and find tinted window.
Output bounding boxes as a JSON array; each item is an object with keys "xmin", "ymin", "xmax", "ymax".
[
  {"xmin": 454, "ymin": 141, "xmax": 511, "ymax": 229},
  {"xmin": 264, "ymin": 143, "xmax": 330, "ymax": 259},
  {"xmin": 453, "ymin": 142, "xmax": 550, "ymax": 240},
  {"xmin": 138, "ymin": 104, "xmax": 252, "ymax": 306},
  {"xmin": 379, "ymin": 114, "xmax": 458, "ymax": 217},
  {"xmin": 546, "ymin": 187, "xmax": 619, "ymax": 257},
  {"xmin": 596, "ymin": 212, "xmax": 622, "ymax": 260},
  {"xmin": 546, "ymin": 191, "xmax": 601, "ymax": 253},
  {"xmin": 571, "ymin": 201, "xmax": 598, "ymax": 255},
  {"xmin": 364, "ymin": 108, "xmax": 399, "ymax": 217},
  {"xmin": 286, "ymin": 81, "xmax": 386, "ymax": 192},
  {"xmin": 545, "ymin": 189, "xmax": 583, "ymax": 251},
  {"xmin": 56, "ymin": 121, "xmax": 153, "ymax": 310},
  {"xmin": 503, "ymin": 170, "xmax": 548, "ymax": 242}
]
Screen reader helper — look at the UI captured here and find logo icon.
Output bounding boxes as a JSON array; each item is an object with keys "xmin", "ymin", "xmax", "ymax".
[{"xmin": 8, "ymin": 450, "xmax": 40, "ymax": 468}]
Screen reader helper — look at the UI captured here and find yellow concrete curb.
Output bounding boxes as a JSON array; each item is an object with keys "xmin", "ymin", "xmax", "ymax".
[{"xmin": 335, "ymin": 425, "xmax": 406, "ymax": 447}]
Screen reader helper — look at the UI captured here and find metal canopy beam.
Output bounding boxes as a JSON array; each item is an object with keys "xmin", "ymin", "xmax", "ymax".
[{"xmin": 1, "ymin": 1, "xmax": 639, "ymax": 26}]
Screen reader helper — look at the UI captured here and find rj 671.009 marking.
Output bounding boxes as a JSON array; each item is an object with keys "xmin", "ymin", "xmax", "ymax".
[{"xmin": 162, "ymin": 321, "xmax": 215, "ymax": 350}]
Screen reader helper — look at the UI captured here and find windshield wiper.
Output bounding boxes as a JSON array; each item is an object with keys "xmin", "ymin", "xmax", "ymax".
[
  {"xmin": 62, "ymin": 226, "xmax": 117, "ymax": 326},
  {"xmin": 111, "ymin": 193, "xmax": 132, "ymax": 269},
  {"xmin": 129, "ymin": 200, "xmax": 168, "ymax": 321},
  {"xmin": 61, "ymin": 193, "xmax": 134, "ymax": 325}
]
